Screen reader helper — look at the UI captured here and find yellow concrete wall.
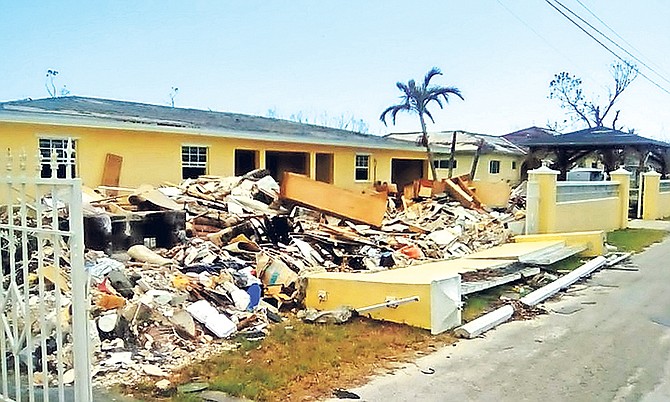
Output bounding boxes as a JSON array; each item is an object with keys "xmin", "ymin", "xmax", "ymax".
[
  {"xmin": 554, "ymin": 198, "xmax": 621, "ymax": 233},
  {"xmin": 305, "ymin": 276, "xmax": 434, "ymax": 329},
  {"xmin": 658, "ymin": 192, "xmax": 670, "ymax": 218},
  {"xmin": 641, "ymin": 172, "xmax": 668, "ymax": 220},
  {"xmin": 0, "ymin": 121, "xmax": 427, "ymax": 191}
]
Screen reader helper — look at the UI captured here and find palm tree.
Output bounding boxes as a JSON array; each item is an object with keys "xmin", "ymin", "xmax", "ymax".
[{"xmin": 380, "ymin": 67, "xmax": 463, "ymax": 180}]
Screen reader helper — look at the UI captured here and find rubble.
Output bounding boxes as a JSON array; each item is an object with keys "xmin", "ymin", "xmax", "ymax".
[{"xmin": 2, "ymin": 169, "xmax": 524, "ymax": 390}]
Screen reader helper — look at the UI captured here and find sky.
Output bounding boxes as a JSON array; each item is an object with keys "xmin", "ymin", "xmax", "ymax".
[{"xmin": 2, "ymin": 1, "xmax": 670, "ymax": 139}]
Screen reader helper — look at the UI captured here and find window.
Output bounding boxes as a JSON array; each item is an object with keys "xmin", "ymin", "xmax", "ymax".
[
  {"xmin": 511, "ymin": 161, "xmax": 517, "ymax": 170},
  {"xmin": 489, "ymin": 160, "xmax": 501, "ymax": 174},
  {"xmin": 433, "ymin": 159, "xmax": 457, "ymax": 169},
  {"xmin": 355, "ymin": 154, "xmax": 370, "ymax": 181},
  {"xmin": 39, "ymin": 138, "xmax": 76, "ymax": 178},
  {"xmin": 182, "ymin": 146, "xmax": 207, "ymax": 179}
]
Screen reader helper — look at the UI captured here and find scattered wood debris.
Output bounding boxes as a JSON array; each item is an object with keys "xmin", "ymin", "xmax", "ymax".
[{"xmin": 2, "ymin": 169, "xmax": 527, "ymax": 390}]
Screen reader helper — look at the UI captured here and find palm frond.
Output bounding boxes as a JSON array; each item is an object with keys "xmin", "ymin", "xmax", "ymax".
[
  {"xmin": 391, "ymin": 103, "xmax": 412, "ymax": 124},
  {"xmin": 424, "ymin": 108, "xmax": 435, "ymax": 123},
  {"xmin": 429, "ymin": 95, "xmax": 444, "ymax": 110},
  {"xmin": 423, "ymin": 67, "xmax": 442, "ymax": 88},
  {"xmin": 380, "ymin": 103, "xmax": 411, "ymax": 125}
]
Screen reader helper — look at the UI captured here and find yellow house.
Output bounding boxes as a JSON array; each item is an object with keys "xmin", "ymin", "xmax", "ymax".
[
  {"xmin": 0, "ymin": 97, "xmax": 445, "ymax": 191},
  {"xmin": 386, "ymin": 131, "xmax": 526, "ymax": 206}
]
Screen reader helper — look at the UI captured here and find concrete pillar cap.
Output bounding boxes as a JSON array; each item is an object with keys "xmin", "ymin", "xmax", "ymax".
[
  {"xmin": 528, "ymin": 165, "xmax": 559, "ymax": 175},
  {"xmin": 610, "ymin": 167, "xmax": 632, "ymax": 176},
  {"xmin": 643, "ymin": 169, "xmax": 661, "ymax": 176}
]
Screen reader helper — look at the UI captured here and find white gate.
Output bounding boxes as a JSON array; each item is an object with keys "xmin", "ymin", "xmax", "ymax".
[{"xmin": 0, "ymin": 147, "xmax": 91, "ymax": 402}]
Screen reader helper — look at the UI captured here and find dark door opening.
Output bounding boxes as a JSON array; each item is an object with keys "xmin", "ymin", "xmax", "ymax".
[
  {"xmin": 315, "ymin": 153, "xmax": 334, "ymax": 183},
  {"xmin": 391, "ymin": 159, "xmax": 424, "ymax": 191},
  {"xmin": 235, "ymin": 149, "xmax": 258, "ymax": 176},
  {"xmin": 265, "ymin": 151, "xmax": 309, "ymax": 182}
]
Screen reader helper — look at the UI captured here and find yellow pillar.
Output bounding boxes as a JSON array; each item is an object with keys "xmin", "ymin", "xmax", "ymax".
[
  {"xmin": 258, "ymin": 149, "xmax": 266, "ymax": 170},
  {"xmin": 610, "ymin": 167, "xmax": 631, "ymax": 229},
  {"xmin": 309, "ymin": 152, "xmax": 316, "ymax": 180},
  {"xmin": 642, "ymin": 170, "xmax": 661, "ymax": 220},
  {"xmin": 525, "ymin": 165, "xmax": 559, "ymax": 234}
]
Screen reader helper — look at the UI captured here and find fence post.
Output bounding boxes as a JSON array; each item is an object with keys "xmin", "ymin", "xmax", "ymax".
[
  {"xmin": 642, "ymin": 170, "xmax": 661, "ymax": 220},
  {"xmin": 525, "ymin": 165, "xmax": 559, "ymax": 234},
  {"xmin": 610, "ymin": 167, "xmax": 631, "ymax": 229}
]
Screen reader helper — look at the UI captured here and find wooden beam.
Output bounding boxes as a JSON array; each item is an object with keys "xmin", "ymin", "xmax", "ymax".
[{"xmin": 280, "ymin": 172, "xmax": 388, "ymax": 227}]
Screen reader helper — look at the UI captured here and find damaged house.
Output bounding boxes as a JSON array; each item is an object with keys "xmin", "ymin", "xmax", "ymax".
[
  {"xmin": 386, "ymin": 130, "xmax": 526, "ymax": 207},
  {"xmin": 0, "ymin": 96, "xmax": 448, "ymax": 192}
]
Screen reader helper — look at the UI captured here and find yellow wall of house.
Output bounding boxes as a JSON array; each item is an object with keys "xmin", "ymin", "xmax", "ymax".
[
  {"xmin": 0, "ymin": 121, "xmax": 428, "ymax": 191},
  {"xmin": 434, "ymin": 154, "xmax": 523, "ymax": 185}
]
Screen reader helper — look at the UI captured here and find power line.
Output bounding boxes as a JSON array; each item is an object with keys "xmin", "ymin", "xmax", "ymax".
[
  {"xmin": 544, "ymin": 0, "xmax": 670, "ymax": 96},
  {"xmin": 574, "ymin": 0, "xmax": 670, "ymax": 78},
  {"xmin": 554, "ymin": 0, "xmax": 670, "ymax": 87},
  {"xmin": 496, "ymin": 0, "xmax": 571, "ymax": 61}
]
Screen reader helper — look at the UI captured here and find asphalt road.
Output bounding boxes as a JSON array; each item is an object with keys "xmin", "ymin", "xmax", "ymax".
[{"xmin": 332, "ymin": 235, "xmax": 670, "ymax": 402}]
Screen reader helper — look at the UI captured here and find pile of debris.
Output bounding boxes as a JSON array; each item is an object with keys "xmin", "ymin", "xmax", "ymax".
[{"xmin": 5, "ymin": 170, "xmax": 522, "ymax": 389}]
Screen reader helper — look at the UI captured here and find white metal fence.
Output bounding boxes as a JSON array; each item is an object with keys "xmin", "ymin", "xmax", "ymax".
[
  {"xmin": 0, "ymin": 147, "xmax": 91, "ymax": 402},
  {"xmin": 556, "ymin": 181, "xmax": 619, "ymax": 203},
  {"xmin": 659, "ymin": 179, "xmax": 670, "ymax": 193}
]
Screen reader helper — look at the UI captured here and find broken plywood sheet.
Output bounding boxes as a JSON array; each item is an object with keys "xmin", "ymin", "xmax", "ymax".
[
  {"xmin": 406, "ymin": 258, "xmax": 512, "ymax": 276},
  {"xmin": 464, "ymin": 240, "xmax": 565, "ymax": 261},
  {"xmin": 513, "ymin": 231, "xmax": 606, "ymax": 257},
  {"xmin": 101, "ymin": 153, "xmax": 123, "ymax": 196},
  {"xmin": 518, "ymin": 244, "xmax": 586, "ymax": 265},
  {"xmin": 280, "ymin": 172, "xmax": 387, "ymax": 227},
  {"xmin": 461, "ymin": 266, "xmax": 540, "ymax": 295},
  {"xmin": 128, "ymin": 184, "xmax": 182, "ymax": 211}
]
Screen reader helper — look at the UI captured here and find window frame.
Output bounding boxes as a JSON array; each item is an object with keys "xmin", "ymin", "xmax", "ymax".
[
  {"xmin": 181, "ymin": 145, "xmax": 208, "ymax": 179},
  {"xmin": 511, "ymin": 160, "xmax": 517, "ymax": 170},
  {"xmin": 489, "ymin": 160, "xmax": 501, "ymax": 174},
  {"xmin": 433, "ymin": 159, "xmax": 457, "ymax": 169},
  {"xmin": 354, "ymin": 153, "xmax": 370, "ymax": 182},
  {"xmin": 38, "ymin": 137, "xmax": 77, "ymax": 179}
]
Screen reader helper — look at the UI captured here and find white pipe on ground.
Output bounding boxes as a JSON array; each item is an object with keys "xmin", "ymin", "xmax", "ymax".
[
  {"xmin": 520, "ymin": 256, "xmax": 607, "ymax": 306},
  {"xmin": 454, "ymin": 304, "xmax": 514, "ymax": 339}
]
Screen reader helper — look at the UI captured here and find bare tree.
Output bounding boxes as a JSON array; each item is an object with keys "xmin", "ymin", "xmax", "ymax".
[
  {"xmin": 267, "ymin": 110, "xmax": 370, "ymax": 133},
  {"xmin": 45, "ymin": 69, "xmax": 70, "ymax": 97},
  {"xmin": 169, "ymin": 87, "xmax": 179, "ymax": 107},
  {"xmin": 549, "ymin": 60, "xmax": 638, "ymax": 130},
  {"xmin": 45, "ymin": 69, "xmax": 58, "ymax": 97}
]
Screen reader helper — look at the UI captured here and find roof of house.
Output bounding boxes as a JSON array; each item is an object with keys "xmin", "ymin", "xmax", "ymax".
[
  {"xmin": 521, "ymin": 127, "xmax": 670, "ymax": 148},
  {"xmin": 0, "ymin": 96, "xmax": 436, "ymax": 152},
  {"xmin": 385, "ymin": 130, "xmax": 526, "ymax": 156},
  {"xmin": 502, "ymin": 126, "xmax": 558, "ymax": 147}
]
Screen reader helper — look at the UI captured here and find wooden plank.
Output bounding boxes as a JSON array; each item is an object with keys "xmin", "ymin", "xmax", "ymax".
[
  {"xmin": 101, "ymin": 153, "xmax": 123, "ymax": 196},
  {"xmin": 444, "ymin": 179, "xmax": 475, "ymax": 208},
  {"xmin": 280, "ymin": 172, "xmax": 388, "ymax": 227},
  {"xmin": 455, "ymin": 176, "xmax": 483, "ymax": 206}
]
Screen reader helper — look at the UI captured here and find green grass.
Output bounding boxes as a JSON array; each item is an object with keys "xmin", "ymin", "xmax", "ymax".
[
  {"xmin": 607, "ymin": 228, "xmax": 668, "ymax": 252},
  {"xmin": 544, "ymin": 255, "xmax": 583, "ymax": 273},
  {"xmin": 140, "ymin": 317, "xmax": 456, "ymax": 402},
  {"xmin": 462, "ymin": 286, "xmax": 512, "ymax": 322}
]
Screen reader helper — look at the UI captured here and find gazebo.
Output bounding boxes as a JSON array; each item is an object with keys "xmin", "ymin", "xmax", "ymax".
[{"xmin": 522, "ymin": 127, "xmax": 670, "ymax": 180}]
